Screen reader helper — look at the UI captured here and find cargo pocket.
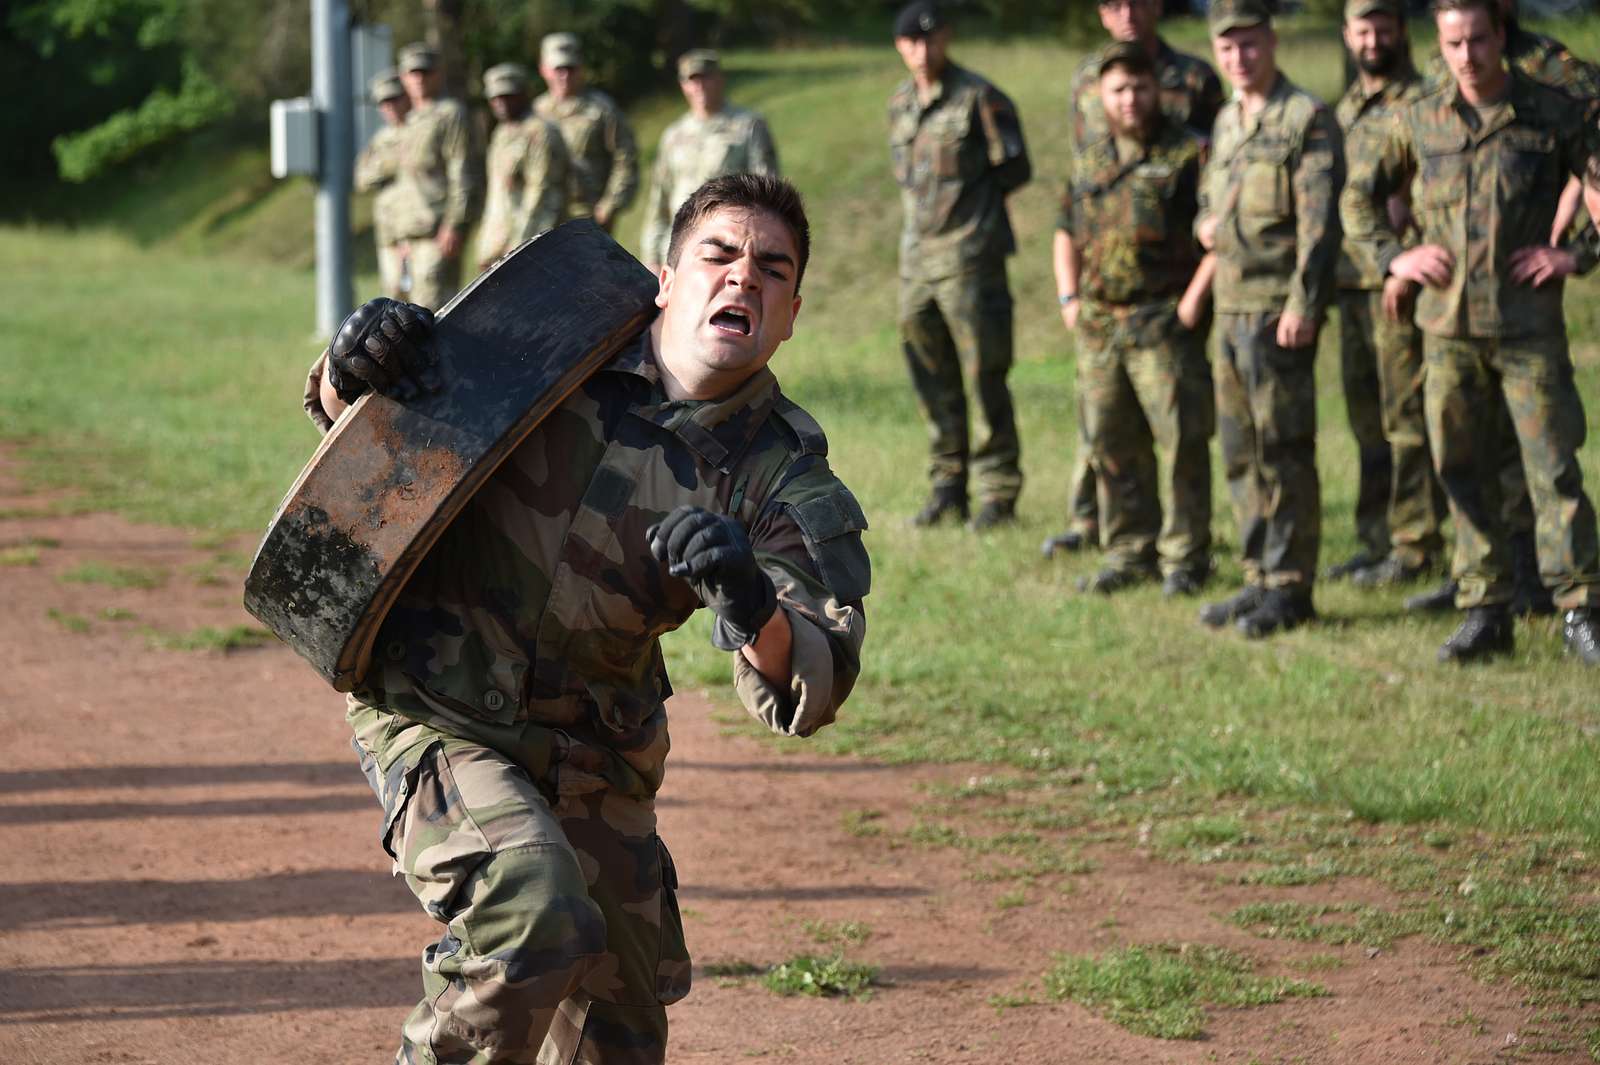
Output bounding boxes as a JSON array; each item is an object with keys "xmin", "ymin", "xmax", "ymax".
[{"xmin": 655, "ymin": 836, "xmax": 692, "ymax": 1005}]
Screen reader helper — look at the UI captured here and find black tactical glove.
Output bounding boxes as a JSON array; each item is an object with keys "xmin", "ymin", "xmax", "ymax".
[
  {"xmin": 325, "ymin": 298, "xmax": 442, "ymax": 404},
  {"xmin": 647, "ymin": 505, "xmax": 778, "ymax": 652}
]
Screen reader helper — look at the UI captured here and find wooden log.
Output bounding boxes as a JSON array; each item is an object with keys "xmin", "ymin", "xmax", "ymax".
[{"xmin": 244, "ymin": 220, "xmax": 659, "ymax": 690}]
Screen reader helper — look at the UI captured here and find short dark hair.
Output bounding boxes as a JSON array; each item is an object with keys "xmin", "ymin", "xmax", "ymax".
[
  {"xmin": 1433, "ymin": 0, "xmax": 1502, "ymax": 28},
  {"xmin": 665, "ymin": 174, "xmax": 812, "ymax": 292}
]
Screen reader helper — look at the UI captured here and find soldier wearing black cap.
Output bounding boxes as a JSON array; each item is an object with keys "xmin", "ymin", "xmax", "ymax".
[{"xmin": 889, "ymin": 0, "xmax": 1032, "ymax": 531}]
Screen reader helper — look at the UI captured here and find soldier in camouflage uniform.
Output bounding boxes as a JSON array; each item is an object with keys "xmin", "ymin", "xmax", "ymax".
[
  {"xmin": 1056, "ymin": 42, "xmax": 1216, "ymax": 596},
  {"xmin": 1194, "ymin": 0, "xmax": 1344, "ymax": 638},
  {"xmin": 303, "ymin": 175, "xmax": 870, "ymax": 1062},
  {"xmin": 475, "ymin": 63, "xmax": 569, "ymax": 273},
  {"xmin": 392, "ymin": 43, "xmax": 482, "ymax": 311},
  {"xmin": 1047, "ymin": 0, "xmax": 1226, "ymax": 559},
  {"xmin": 535, "ymin": 33, "xmax": 639, "ymax": 233},
  {"xmin": 1331, "ymin": 0, "xmax": 1448, "ymax": 588},
  {"xmin": 1342, "ymin": 0, "xmax": 1600, "ymax": 665},
  {"xmin": 355, "ymin": 70, "xmax": 413, "ymax": 301},
  {"xmin": 889, "ymin": 0, "xmax": 1031, "ymax": 530},
  {"xmin": 639, "ymin": 50, "xmax": 780, "ymax": 272}
]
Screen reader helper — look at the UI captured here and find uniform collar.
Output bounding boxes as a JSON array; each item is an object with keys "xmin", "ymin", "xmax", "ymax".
[
  {"xmin": 1343, "ymin": 64, "xmax": 1420, "ymax": 112},
  {"xmin": 1440, "ymin": 68, "xmax": 1532, "ymax": 141}
]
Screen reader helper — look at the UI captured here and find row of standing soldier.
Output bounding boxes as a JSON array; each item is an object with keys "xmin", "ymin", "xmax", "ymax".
[
  {"xmin": 355, "ymin": 33, "xmax": 778, "ymax": 310},
  {"xmin": 889, "ymin": 0, "xmax": 1600, "ymax": 664}
]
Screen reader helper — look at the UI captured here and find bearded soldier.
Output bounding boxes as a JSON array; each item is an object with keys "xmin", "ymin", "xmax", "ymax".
[{"xmin": 475, "ymin": 62, "xmax": 569, "ymax": 272}]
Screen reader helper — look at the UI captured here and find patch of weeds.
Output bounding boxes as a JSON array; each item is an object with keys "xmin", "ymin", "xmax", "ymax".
[
  {"xmin": 188, "ymin": 550, "xmax": 251, "ymax": 587},
  {"xmin": 1446, "ymin": 1009, "xmax": 1489, "ymax": 1036},
  {"xmin": 1423, "ymin": 830, "xmax": 1455, "ymax": 849},
  {"xmin": 931, "ymin": 774, "xmax": 1044, "ymax": 801},
  {"xmin": 762, "ymin": 952, "xmax": 879, "ymax": 1000},
  {"xmin": 1237, "ymin": 860, "xmax": 1339, "ymax": 887},
  {"xmin": 995, "ymin": 887, "xmax": 1029, "ymax": 910},
  {"xmin": 1042, "ymin": 943, "xmax": 1326, "ymax": 1040},
  {"xmin": 100, "ymin": 606, "xmax": 136, "ymax": 621},
  {"xmin": 703, "ymin": 959, "xmax": 765, "ymax": 987},
  {"xmin": 60, "ymin": 561, "xmax": 167, "ymax": 589},
  {"xmin": 1229, "ymin": 901, "xmax": 1413, "ymax": 948},
  {"xmin": 1287, "ymin": 952, "xmax": 1344, "ymax": 974},
  {"xmin": 0, "ymin": 545, "xmax": 40, "ymax": 566},
  {"xmin": 842, "ymin": 808, "xmax": 885, "ymax": 838},
  {"xmin": 46, "ymin": 607, "xmax": 92, "ymax": 633},
  {"xmin": 987, "ymin": 988, "xmax": 1038, "ymax": 1012},
  {"xmin": 969, "ymin": 851, "xmax": 1097, "ymax": 883},
  {"xmin": 190, "ymin": 530, "xmax": 233, "ymax": 550},
  {"xmin": 1584, "ymin": 1023, "xmax": 1600, "ymax": 1060},
  {"xmin": 143, "ymin": 624, "xmax": 273, "ymax": 652},
  {"xmin": 904, "ymin": 821, "xmax": 1042, "ymax": 857},
  {"xmin": 1154, "ymin": 815, "xmax": 1252, "ymax": 854},
  {"xmin": 803, "ymin": 919, "xmax": 871, "ymax": 947}
]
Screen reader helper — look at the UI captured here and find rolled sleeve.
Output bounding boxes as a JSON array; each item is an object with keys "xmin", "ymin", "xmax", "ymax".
[{"xmin": 732, "ymin": 599, "xmax": 863, "ymax": 737}]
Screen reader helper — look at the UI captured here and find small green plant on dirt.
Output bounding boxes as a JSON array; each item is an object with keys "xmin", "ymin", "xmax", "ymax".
[
  {"xmin": 803, "ymin": 919, "xmax": 871, "ymax": 947},
  {"xmin": 46, "ymin": 607, "xmax": 92, "ymax": 633},
  {"xmin": 762, "ymin": 952, "xmax": 879, "ymax": 1000},
  {"xmin": 100, "ymin": 606, "xmax": 136, "ymax": 621},
  {"xmin": 995, "ymin": 887, "xmax": 1029, "ymax": 910},
  {"xmin": 1237, "ymin": 860, "xmax": 1340, "ymax": 887},
  {"xmin": 143, "ymin": 623, "xmax": 272, "ymax": 652},
  {"xmin": 1043, "ymin": 943, "xmax": 1327, "ymax": 1040},
  {"xmin": 1229, "ymin": 900, "xmax": 1412, "ymax": 949},
  {"xmin": 60, "ymin": 561, "xmax": 167, "ymax": 589},
  {"xmin": 841, "ymin": 808, "xmax": 885, "ymax": 838},
  {"xmin": 1287, "ymin": 953, "xmax": 1345, "ymax": 974},
  {"xmin": 702, "ymin": 960, "xmax": 765, "ymax": 987},
  {"xmin": 1, "ymin": 545, "xmax": 41, "ymax": 566}
]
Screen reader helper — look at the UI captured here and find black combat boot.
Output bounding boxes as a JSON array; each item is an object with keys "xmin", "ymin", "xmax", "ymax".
[
  {"xmin": 1350, "ymin": 554, "xmax": 1434, "ymax": 589},
  {"xmin": 1078, "ymin": 561, "xmax": 1159, "ymax": 594},
  {"xmin": 1404, "ymin": 578, "xmax": 1457, "ymax": 613},
  {"xmin": 1437, "ymin": 605, "xmax": 1514, "ymax": 663},
  {"xmin": 1235, "ymin": 587, "xmax": 1316, "ymax": 639},
  {"xmin": 969, "ymin": 499, "xmax": 1016, "ymax": 532},
  {"xmin": 1325, "ymin": 550, "xmax": 1381, "ymax": 581},
  {"xmin": 1509, "ymin": 532, "xmax": 1555, "ymax": 616},
  {"xmin": 1161, "ymin": 565, "xmax": 1211, "ymax": 598},
  {"xmin": 1563, "ymin": 609, "xmax": 1600, "ymax": 666},
  {"xmin": 1199, "ymin": 584, "xmax": 1265, "ymax": 628},
  {"xmin": 1040, "ymin": 525, "xmax": 1097, "ymax": 558},
  {"xmin": 911, "ymin": 487, "xmax": 968, "ymax": 528}
]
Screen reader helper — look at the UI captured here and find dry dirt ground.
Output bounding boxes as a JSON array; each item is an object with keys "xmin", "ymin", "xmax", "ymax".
[{"xmin": 0, "ymin": 452, "xmax": 1572, "ymax": 1064}]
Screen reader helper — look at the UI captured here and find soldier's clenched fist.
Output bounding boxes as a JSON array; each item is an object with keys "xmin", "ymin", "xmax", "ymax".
[
  {"xmin": 647, "ymin": 506, "xmax": 777, "ymax": 651},
  {"xmin": 326, "ymin": 298, "xmax": 442, "ymax": 404}
]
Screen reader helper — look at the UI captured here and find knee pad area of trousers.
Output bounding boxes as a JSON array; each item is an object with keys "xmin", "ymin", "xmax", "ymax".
[{"xmin": 465, "ymin": 844, "xmax": 610, "ymax": 990}]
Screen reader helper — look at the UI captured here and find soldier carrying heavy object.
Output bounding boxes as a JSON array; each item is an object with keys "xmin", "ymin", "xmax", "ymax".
[
  {"xmin": 890, "ymin": 0, "xmax": 1031, "ymax": 531},
  {"xmin": 535, "ymin": 32, "xmax": 640, "ymax": 233},
  {"xmin": 475, "ymin": 62, "xmax": 570, "ymax": 273},
  {"xmin": 1194, "ymin": 0, "xmax": 1345, "ymax": 638},
  {"xmin": 640, "ymin": 49, "xmax": 781, "ymax": 274},
  {"xmin": 305, "ymin": 176, "xmax": 870, "ymax": 1062},
  {"xmin": 1342, "ymin": 0, "xmax": 1600, "ymax": 665},
  {"xmin": 1055, "ymin": 41, "xmax": 1217, "ymax": 598},
  {"xmin": 354, "ymin": 69, "xmax": 413, "ymax": 301},
  {"xmin": 1047, "ymin": 0, "xmax": 1225, "ymax": 560}
]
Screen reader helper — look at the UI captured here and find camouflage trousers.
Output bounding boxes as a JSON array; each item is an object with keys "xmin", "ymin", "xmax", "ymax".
[
  {"xmin": 1423, "ymin": 333, "xmax": 1600, "ymax": 610},
  {"xmin": 899, "ymin": 262, "xmax": 1023, "ymax": 506},
  {"xmin": 379, "ymin": 242, "xmax": 414, "ymax": 303},
  {"xmin": 1077, "ymin": 299, "xmax": 1213, "ymax": 576},
  {"xmin": 349, "ymin": 703, "xmax": 691, "ymax": 1065},
  {"xmin": 1214, "ymin": 311, "xmax": 1321, "ymax": 590},
  {"xmin": 1338, "ymin": 290, "xmax": 1446, "ymax": 567},
  {"xmin": 1064, "ymin": 427, "xmax": 1099, "ymax": 540},
  {"xmin": 405, "ymin": 236, "xmax": 464, "ymax": 311}
]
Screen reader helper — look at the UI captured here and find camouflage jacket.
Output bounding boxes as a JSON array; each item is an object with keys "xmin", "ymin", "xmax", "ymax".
[
  {"xmin": 535, "ymin": 89, "xmax": 640, "ymax": 224},
  {"xmin": 1198, "ymin": 73, "xmax": 1344, "ymax": 317},
  {"xmin": 1335, "ymin": 67, "xmax": 1428, "ymax": 291},
  {"xmin": 889, "ymin": 63, "xmax": 1031, "ymax": 281},
  {"xmin": 1342, "ymin": 71, "xmax": 1600, "ymax": 339},
  {"xmin": 639, "ymin": 107, "xmax": 780, "ymax": 267},
  {"xmin": 1427, "ymin": 25, "xmax": 1600, "ymax": 105},
  {"xmin": 355, "ymin": 123, "xmax": 408, "ymax": 247},
  {"xmin": 328, "ymin": 333, "xmax": 869, "ymax": 798},
  {"xmin": 385, "ymin": 97, "xmax": 482, "ymax": 241},
  {"xmin": 476, "ymin": 114, "xmax": 571, "ymax": 266},
  {"xmin": 1068, "ymin": 37, "xmax": 1225, "ymax": 152},
  {"xmin": 1061, "ymin": 116, "xmax": 1205, "ymax": 306}
]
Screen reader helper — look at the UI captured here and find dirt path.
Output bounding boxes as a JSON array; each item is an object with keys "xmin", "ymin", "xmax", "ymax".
[{"xmin": 0, "ymin": 454, "xmax": 1563, "ymax": 1064}]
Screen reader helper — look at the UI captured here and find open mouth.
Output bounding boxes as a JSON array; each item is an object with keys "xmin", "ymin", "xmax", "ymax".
[{"xmin": 710, "ymin": 308, "xmax": 753, "ymax": 336}]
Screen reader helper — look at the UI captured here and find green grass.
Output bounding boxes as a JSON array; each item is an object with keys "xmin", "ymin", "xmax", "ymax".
[
  {"xmin": 761, "ymin": 952, "xmax": 880, "ymax": 1000},
  {"xmin": 46, "ymin": 607, "xmax": 92, "ymax": 634},
  {"xmin": 802, "ymin": 919, "xmax": 872, "ymax": 947},
  {"xmin": 142, "ymin": 623, "xmax": 274, "ymax": 652},
  {"xmin": 0, "ymin": 545, "xmax": 41, "ymax": 566},
  {"xmin": 1043, "ymin": 943, "xmax": 1327, "ymax": 1040},
  {"xmin": 58, "ymin": 562, "xmax": 168, "ymax": 589}
]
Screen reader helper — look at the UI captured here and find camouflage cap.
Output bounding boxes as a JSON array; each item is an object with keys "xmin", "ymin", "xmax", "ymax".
[
  {"xmin": 677, "ymin": 49, "xmax": 720, "ymax": 79},
  {"xmin": 541, "ymin": 32, "xmax": 583, "ymax": 69},
  {"xmin": 1208, "ymin": 0, "xmax": 1271, "ymax": 35},
  {"xmin": 893, "ymin": 0, "xmax": 943, "ymax": 39},
  {"xmin": 483, "ymin": 61, "xmax": 529, "ymax": 98},
  {"xmin": 397, "ymin": 42, "xmax": 437, "ymax": 73},
  {"xmin": 369, "ymin": 69, "xmax": 405, "ymax": 103},
  {"xmin": 1345, "ymin": 0, "xmax": 1404, "ymax": 18},
  {"xmin": 1098, "ymin": 40, "xmax": 1155, "ymax": 78}
]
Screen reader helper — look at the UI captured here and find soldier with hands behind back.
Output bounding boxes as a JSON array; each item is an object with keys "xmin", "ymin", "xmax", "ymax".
[
  {"xmin": 535, "ymin": 32, "xmax": 640, "ymax": 232},
  {"xmin": 476, "ymin": 62, "xmax": 569, "ymax": 273},
  {"xmin": 1056, "ymin": 42, "xmax": 1217, "ymax": 598},
  {"xmin": 355, "ymin": 70, "xmax": 413, "ymax": 301},
  {"xmin": 890, "ymin": 0, "xmax": 1031, "ymax": 531},
  {"xmin": 306, "ymin": 175, "xmax": 869, "ymax": 1063},
  {"xmin": 1342, "ymin": 0, "xmax": 1600, "ymax": 666}
]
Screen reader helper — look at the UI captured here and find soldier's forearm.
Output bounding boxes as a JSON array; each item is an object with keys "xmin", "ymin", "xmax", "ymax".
[{"xmin": 741, "ymin": 607, "xmax": 793, "ymax": 691}]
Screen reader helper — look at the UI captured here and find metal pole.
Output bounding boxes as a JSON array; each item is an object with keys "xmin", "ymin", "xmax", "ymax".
[{"xmin": 312, "ymin": 0, "xmax": 353, "ymax": 336}]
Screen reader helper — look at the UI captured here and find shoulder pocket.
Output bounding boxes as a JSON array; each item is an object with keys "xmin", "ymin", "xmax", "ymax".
[{"xmin": 788, "ymin": 489, "xmax": 871, "ymax": 604}]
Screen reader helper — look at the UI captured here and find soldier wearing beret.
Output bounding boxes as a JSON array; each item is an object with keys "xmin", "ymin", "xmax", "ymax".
[
  {"xmin": 535, "ymin": 32, "xmax": 640, "ymax": 232},
  {"xmin": 390, "ymin": 42, "xmax": 482, "ymax": 310},
  {"xmin": 639, "ymin": 50, "xmax": 781, "ymax": 273},
  {"xmin": 889, "ymin": 0, "xmax": 1032, "ymax": 530},
  {"xmin": 1056, "ymin": 42, "xmax": 1217, "ymax": 596},
  {"xmin": 1047, "ymin": 0, "xmax": 1226, "ymax": 560},
  {"xmin": 476, "ymin": 62, "xmax": 570, "ymax": 272},
  {"xmin": 1195, "ymin": 0, "xmax": 1345, "ymax": 638},
  {"xmin": 1342, "ymin": 0, "xmax": 1600, "ymax": 665},
  {"xmin": 354, "ymin": 70, "xmax": 413, "ymax": 301}
]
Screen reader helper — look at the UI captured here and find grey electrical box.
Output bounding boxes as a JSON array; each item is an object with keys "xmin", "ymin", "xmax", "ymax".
[
  {"xmin": 351, "ymin": 24, "xmax": 394, "ymax": 153},
  {"xmin": 270, "ymin": 97, "xmax": 319, "ymax": 178}
]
